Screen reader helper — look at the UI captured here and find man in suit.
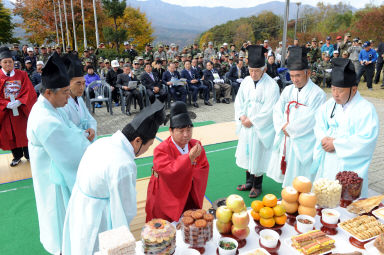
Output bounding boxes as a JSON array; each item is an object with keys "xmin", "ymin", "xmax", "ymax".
[
  {"xmin": 162, "ymin": 62, "xmax": 187, "ymax": 103},
  {"xmin": 374, "ymin": 41, "xmax": 384, "ymax": 85},
  {"xmin": 181, "ymin": 60, "xmax": 212, "ymax": 108},
  {"xmin": 228, "ymin": 60, "xmax": 248, "ymax": 94},
  {"xmin": 153, "ymin": 60, "xmax": 165, "ymax": 82},
  {"xmin": 191, "ymin": 57, "xmax": 203, "ymax": 79},
  {"xmin": 203, "ymin": 61, "xmax": 231, "ymax": 104},
  {"xmin": 140, "ymin": 63, "xmax": 167, "ymax": 103},
  {"xmin": 116, "ymin": 64, "xmax": 143, "ymax": 115}
]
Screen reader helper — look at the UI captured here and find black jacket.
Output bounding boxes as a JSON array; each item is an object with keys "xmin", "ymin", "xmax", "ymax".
[
  {"xmin": 116, "ymin": 73, "xmax": 137, "ymax": 89},
  {"xmin": 228, "ymin": 65, "xmax": 247, "ymax": 82},
  {"xmin": 106, "ymin": 68, "xmax": 123, "ymax": 87},
  {"xmin": 140, "ymin": 72, "xmax": 161, "ymax": 90}
]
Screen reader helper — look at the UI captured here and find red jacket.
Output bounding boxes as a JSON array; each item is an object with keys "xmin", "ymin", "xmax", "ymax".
[
  {"xmin": 145, "ymin": 137, "xmax": 210, "ymax": 222},
  {"xmin": 0, "ymin": 69, "xmax": 37, "ymax": 150}
]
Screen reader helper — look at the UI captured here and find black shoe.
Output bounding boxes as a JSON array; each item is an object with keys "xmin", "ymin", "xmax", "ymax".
[
  {"xmin": 204, "ymin": 101, "xmax": 213, "ymax": 106},
  {"xmin": 193, "ymin": 102, "xmax": 199, "ymax": 108},
  {"xmin": 10, "ymin": 158, "xmax": 21, "ymax": 167},
  {"xmin": 125, "ymin": 111, "xmax": 131, "ymax": 116},
  {"xmin": 221, "ymin": 99, "xmax": 226, "ymax": 103},
  {"xmin": 224, "ymin": 98, "xmax": 230, "ymax": 104}
]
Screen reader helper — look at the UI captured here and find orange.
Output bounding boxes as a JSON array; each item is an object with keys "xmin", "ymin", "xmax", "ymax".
[
  {"xmin": 259, "ymin": 207, "xmax": 274, "ymax": 219},
  {"xmin": 263, "ymin": 194, "xmax": 278, "ymax": 208},
  {"xmin": 274, "ymin": 214, "xmax": 287, "ymax": 225},
  {"xmin": 260, "ymin": 217, "xmax": 275, "ymax": 228},
  {"xmin": 273, "ymin": 205, "xmax": 286, "ymax": 217},
  {"xmin": 251, "ymin": 210, "xmax": 261, "ymax": 221},
  {"xmin": 251, "ymin": 200, "xmax": 264, "ymax": 213}
]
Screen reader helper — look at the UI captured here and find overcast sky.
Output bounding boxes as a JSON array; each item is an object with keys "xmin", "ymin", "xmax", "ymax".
[{"xmin": 161, "ymin": 0, "xmax": 376, "ymax": 9}]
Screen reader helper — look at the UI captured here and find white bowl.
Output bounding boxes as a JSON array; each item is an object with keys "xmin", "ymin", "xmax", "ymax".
[
  {"xmin": 259, "ymin": 229, "xmax": 280, "ymax": 248},
  {"xmin": 182, "ymin": 248, "xmax": 201, "ymax": 255},
  {"xmin": 218, "ymin": 237, "xmax": 238, "ymax": 255},
  {"xmin": 322, "ymin": 209, "xmax": 340, "ymax": 225},
  {"xmin": 296, "ymin": 215, "xmax": 315, "ymax": 233}
]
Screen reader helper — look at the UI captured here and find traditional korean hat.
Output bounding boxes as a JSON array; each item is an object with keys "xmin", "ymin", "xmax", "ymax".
[
  {"xmin": 41, "ymin": 52, "xmax": 70, "ymax": 89},
  {"xmin": 168, "ymin": 101, "xmax": 196, "ymax": 129},
  {"xmin": 287, "ymin": 46, "xmax": 309, "ymax": 70},
  {"xmin": 331, "ymin": 58, "xmax": 357, "ymax": 88},
  {"xmin": 246, "ymin": 45, "xmax": 267, "ymax": 68},
  {"xmin": 62, "ymin": 54, "xmax": 83, "ymax": 80},
  {"xmin": 0, "ymin": 47, "xmax": 13, "ymax": 60},
  {"xmin": 123, "ymin": 99, "xmax": 165, "ymax": 140}
]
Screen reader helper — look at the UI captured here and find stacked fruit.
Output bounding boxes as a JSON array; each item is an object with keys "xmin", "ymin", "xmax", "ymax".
[
  {"xmin": 216, "ymin": 194, "xmax": 250, "ymax": 240},
  {"xmin": 250, "ymin": 194, "xmax": 287, "ymax": 228},
  {"xmin": 281, "ymin": 176, "xmax": 317, "ymax": 217}
]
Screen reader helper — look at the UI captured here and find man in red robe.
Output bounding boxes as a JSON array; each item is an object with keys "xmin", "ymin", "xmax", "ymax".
[
  {"xmin": 146, "ymin": 101, "xmax": 210, "ymax": 222},
  {"xmin": 0, "ymin": 47, "xmax": 37, "ymax": 166}
]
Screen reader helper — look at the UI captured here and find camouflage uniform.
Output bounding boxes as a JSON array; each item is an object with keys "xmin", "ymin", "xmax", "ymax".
[
  {"xmin": 191, "ymin": 48, "xmax": 201, "ymax": 58},
  {"xmin": 308, "ymin": 47, "xmax": 321, "ymax": 64},
  {"xmin": 311, "ymin": 60, "xmax": 332, "ymax": 87},
  {"xmin": 143, "ymin": 50, "xmax": 153, "ymax": 63},
  {"xmin": 38, "ymin": 53, "xmax": 50, "ymax": 64}
]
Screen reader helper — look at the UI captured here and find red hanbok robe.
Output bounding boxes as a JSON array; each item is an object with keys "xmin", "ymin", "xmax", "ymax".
[
  {"xmin": 145, "ymin": 137, "xmax": 210, "ymax": 222},
  {"xmin": 0, "ymin": 70, "xmax": 37, "ymax": 150}
]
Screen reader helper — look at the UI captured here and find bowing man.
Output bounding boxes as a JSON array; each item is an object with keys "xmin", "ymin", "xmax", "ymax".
[
  {"xmin": 27, "ymin": 52, "xmax": 91, "ymax": 254},
  {"xmin": 62, "ymin": 54, "xmax": 97, "ymax": 142},
  {"xmin": 267, "ymin": 46, "xmax": 326, "ymax": 187},
  {"xmin": 234, "ymin": 45, "xmax": 280, "ymax": 198},
  {"xmin": 146, "ymin": 101, "xmax": 210, "ymax": 222},
  {"xmin": 311, "ymin": 58, "xmax": 379, "ymax": 197},
  {"xmin": 62, "ymin": 100, "xmax": 165, "ymax": 255}
]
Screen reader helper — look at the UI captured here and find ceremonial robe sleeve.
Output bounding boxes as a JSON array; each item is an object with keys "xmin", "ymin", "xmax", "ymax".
[
  {"xmin": 333, "ymin": 104, "xmax": 379, "ymax": 170},
  {"xmin": 272, "ymin": 87, "xmax": 289, "ymax": 134},
  {"xmin": 37, "ymin": 117, "xmax": 90, "ymax": 191},
  {"xmin": 109, "ymin": 165, "xmax": 137, "ymax": 228},
  {"xmin": 234, "ymin": 81, "xmax": 246, "ymax": 122}
]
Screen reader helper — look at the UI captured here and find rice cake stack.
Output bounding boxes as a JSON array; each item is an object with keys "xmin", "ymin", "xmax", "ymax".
[
  {"xmin": 181, "ymin": 209, "xmax": 214, "ymax": 247},
  {"xmin": 291, "ymin": 230, "xmax": 335, "ymax": 255},
  {"xmin": 97, "ymin": 225, "xmax": 136, "ymax": 255},
  {"xmin": 141, "ymin": 219, "xmax": 176, "ymax": 255}
]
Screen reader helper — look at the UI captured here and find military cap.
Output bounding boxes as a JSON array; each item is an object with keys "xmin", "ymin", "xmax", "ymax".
[
  {"xmin": 119, "ymin": 58, "xmax": 124, "ymax": 62},
  {"xmin": 345, "ymin": 32, "xmax": 351, "ymax": 37},
  {"xmin": 181, "ymin": 54, "xmax": 187, "ymax": 58},
  {"xmin": 312, "ymin": 38, "xmax": 317, "ymax": 42},
  {"xmin": 55, "ymin": 44, "xmax": 62, "ymax": 49},
  {"xmin": 224, "ymin": 54, "xmax": 229, "ymax": 57},
  {"xmin": 88, "ymin": 46, "xmax": 94, "ymax": 50},
  {"xmin": 160, "ymin": 57, "xmax": 166, "ymax": 61},
  {"xmin": 173, "ymin": 59, "xmax": 179, "ymax": 63},
  {"xmin": 138, "ymin": 56, "xmax": 144, "ymax": 60},
  {"xmin": 133, "ymin": 60, "xmax": 139, "ymax": 64},
  {"xmin": 208, "ymin": 41, "xmax": 213, "ymax": 46},
  {"xmin": 124, "ymin": 58, "xmax": 130, "ymax": 63},
  {"xmin": 158, "ymin": 44, "xmax": 163, "ymax": 48},
  {"xmin": 40, "ymin": 45, "xmax": 46, "ymax": 49},
  {"xmin": 186, "ymin": 54, "xmax": 191, "ymax": 57},
  {"xmin": 358, "ymin": 40, "xmax": 362, "ymax": 44},
  {"xmin": 104, "ymin": 59, "xmax": 110, "ymax": 63},
  {"xmin": 319, "ymin": 40, "xmax": 324, "ymax": 44},
  {"xmin": 193, "ymin": 55, "xmax": 198, "ymax": 59},
  {"xmin": 145, "ymin": 57, "xmax": 151, "ymax": 61},
  {"xmin": 323, "ymin": 52, "xmax": 330, "ymax": 57},
  {"xmin": 146, "ymin": 43, "xmax": 152, "ymax": 47},
  {"xmin": 98, "ymin": 58, "xmax": 104, "ymax": 63},
  {"xmin": 83, "ymin": 48, "xmax": 89, "ymax": 52},
  {"xmin": 85, "ymin": 58, "xmax": 92, "ymax": 63},
  {"xmin": 229, "ymin": 56, "xmax": 234, "ymax": 60},
  {"xmin": 353, "ymin": 37, "xmax": 359, "ymax": 42},
  {"xmin": 220, "ymin": 45, "xmax": 224, "ymax": 48},
  {"xmin": 202, "ymin": 43, "xmax": 207, "ymax": 47},
  {"xmin": 342, "ymin": 51, "xmax": 349, "ymax": 55}
]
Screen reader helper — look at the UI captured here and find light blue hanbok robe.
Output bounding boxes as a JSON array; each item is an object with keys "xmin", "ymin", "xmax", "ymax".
[
  {"xmin": 267, "ymin": 80, "xmax": 326, "ymax": 187},
  {"xmin": 62, "ymin": 131, "xmax": 137, "ymax": 255},
  {"xmin": 234, "ymin": 74, "xmax": 280, "ymax": 175},
  {"xmin": 311, "ymin": 91, "xmax": 379, "ymax": 197},
  {"xmin": 27, "ymin": 95, "xmax": 91, "ymax": 254},
  {"xmin": 62, "ymin": 96, "xmax": 97, "ymax": 141}
]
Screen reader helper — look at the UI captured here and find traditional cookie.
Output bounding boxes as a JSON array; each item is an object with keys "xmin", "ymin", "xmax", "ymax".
[
  {"xmin": 191, "ymin": 211, "xmax": 203, "ymax": 220},
  {"xmin": 195, "ymin": 219, "xmax": 207, "ymax": 228},
  {"xmin": 203, "ymin": 213, "xmax": 214, "ymax": 222},
  {"xmin": 183, "ymin": 210, "xmax": 194, "ymax": 217},
  {"xmin": 182, "ymin": 216, "xmax": 194, "ymax": 226}
]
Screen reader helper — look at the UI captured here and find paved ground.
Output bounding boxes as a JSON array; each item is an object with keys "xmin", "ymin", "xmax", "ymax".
[{"xmin": 94, "ymin": 95, "xmax": 384, "ymax": 194}]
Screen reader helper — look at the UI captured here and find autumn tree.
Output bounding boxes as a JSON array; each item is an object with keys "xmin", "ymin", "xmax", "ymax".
[
  {"xmin": 101, "ymin": 0, "xmax": 126, "ymax": 52},
  {"xmin": 0, "ymin": 0, "xmax": 16, "ymax": 43}
]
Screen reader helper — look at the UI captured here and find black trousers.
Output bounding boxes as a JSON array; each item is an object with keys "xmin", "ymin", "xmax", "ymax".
[
  {"xmin": 123, "ymin": 89, "xmax": 143, "ymax": 112},
  {"xmin": 374, "ymin": 61, "xmax": 383, "ymax": 84},
  {"xmin": 11, "ymin": 147, "xmax": 29, "ymax": 160},
  {"xmin": 146, "ymin": 88, "xmax": 167, "ymax": 103},
  {"xmin": 356, "ymin": 63, "xmax": 375, "ymax": 88}
]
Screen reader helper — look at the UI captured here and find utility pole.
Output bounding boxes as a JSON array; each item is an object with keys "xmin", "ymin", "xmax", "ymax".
[
  {"xmin": 294, "ymin": 2, "xmax": 301, "ymax": 40},
  {"xmin": 53, "ymin": 0, "xmax": 60, "ymax": 45},
  {"xmin": 93, "ymin": 0, "xmax": 100, "ymax": 48},
  {"xmin": 281, "ymin": 0, "xmax": 290, "ymax": 67},
  {"xmin": 57, "ymin": 0, "xmax": 66, "ymax": 49},
  {"xmin": 80, "ymin": 0, "xmax": 87, "ymax": 49},
  {"xmin": 70, "ymin": 0, "xmax": 78, "ymax": 51},
  {"xmin": 62, "ymin": 0, "xmax": 71, "ymax": 49}
]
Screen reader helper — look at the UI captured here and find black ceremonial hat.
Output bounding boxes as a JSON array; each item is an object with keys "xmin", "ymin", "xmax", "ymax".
[
  {"xmin": 287, "ymin": 46, "xmax": 309, "ymax": 70},
  {"xmin": 41, "ymin": 52, "xmax": 70, "ymax": 89},
  {"xmin": 246, "ymin": 45, "xmax": 268, "ymax": 68},
  {"xmin": 331, "ymin": 58, "xmax": 357, "ymax": 88}
]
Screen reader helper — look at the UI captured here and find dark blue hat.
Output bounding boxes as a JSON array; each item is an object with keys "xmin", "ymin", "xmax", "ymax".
[{"xmin": 363, "ymin": 41, "xmax": 371, "ymax": 48}]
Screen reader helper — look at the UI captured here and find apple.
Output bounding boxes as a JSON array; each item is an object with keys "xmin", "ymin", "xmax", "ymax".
[
  {"xmin": 231, "ymin": 210, "xmax": 250, "ymax": 228},
  {"xmin": 226, "ymin": 194, "xmax": 246, "ymax": 213},
  {"xmin": 216, "ymin": 220, "xmax": 232, "ymax": 234},
  {"xmin": 216, "ymin": 206, "xmax": 233, "ymax": 223},
  {"xmin": 231, "ymin": 225, "xmax": 250, "ymax": 240}
]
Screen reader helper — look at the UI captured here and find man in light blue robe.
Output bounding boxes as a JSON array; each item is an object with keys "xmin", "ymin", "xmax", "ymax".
[
  {"xmin": 234, "ymin": 45, "xmax": 280, "ymax": 198},
  {"xmin": 311, "ymin": 58, "xmax": 379, "ymax": 197},
  {"xmin": 267, "ymin": 46, "xmax": 326, "ymax": 187},
  {"xmin": 62, "ymin": 100, "xmax": 165, "ymax": 255},
  {"xmin": 62, "ymin": 54, "xmax": 97, "ymax": 142},
  {"xmin": 27, "ymin": 52, "xmax": 91, "ymax": 254}
]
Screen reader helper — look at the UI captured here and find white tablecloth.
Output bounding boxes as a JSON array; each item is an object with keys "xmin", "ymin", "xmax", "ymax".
[{"xmin": 135, "ymin": 207, "xmax": 374, "ymax": 254}]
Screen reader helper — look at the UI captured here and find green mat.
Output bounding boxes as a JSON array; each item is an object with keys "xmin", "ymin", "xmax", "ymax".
[{"xmin": 0, "ymin": 138, "xmax": 283, "ymax": 254}]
